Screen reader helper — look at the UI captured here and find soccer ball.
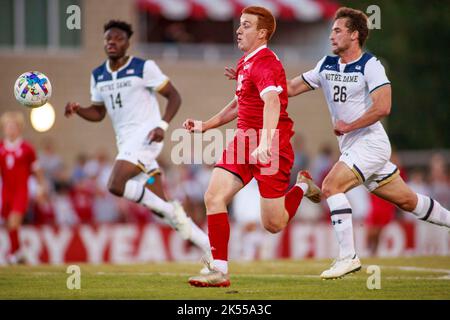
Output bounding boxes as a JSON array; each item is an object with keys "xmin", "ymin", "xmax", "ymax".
[{"xmin": 14, "ymin": 71, "xmax": 52, "ymax": 108}]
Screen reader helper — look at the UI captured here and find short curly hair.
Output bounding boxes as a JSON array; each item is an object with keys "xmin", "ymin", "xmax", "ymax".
[
  {"xmin": 104, "ymin": 20, "xmax": 134, "ymax": 38},
  {"xmin": 334, "ymin": 7, "xmax": 369, "ymax": 47}
]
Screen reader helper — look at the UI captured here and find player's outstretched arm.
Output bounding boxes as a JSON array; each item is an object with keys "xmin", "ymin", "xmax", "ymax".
[
  {"xmin": 334, "ymin": 84, "xmax": 391, "ymax": 135},
  {"xmin": 287, "ymin": 76, "xmax": 313, "ymax": 97},
  {"xmin": 148, "ymin": 81, "xmax": 182, "ymax": 143},
  {"xmin": 64, "ymin": 102, "xmax": 107, "ymax": 122},
  {"xmin": 183, "ymin": 97, "xmax": 238, "ymax": 133}
]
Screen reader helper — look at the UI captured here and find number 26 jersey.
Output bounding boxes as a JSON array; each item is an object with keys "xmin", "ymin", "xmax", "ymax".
[{"xmin": 302, "ymin": 52, "xmax": 391, "ymax": 151}]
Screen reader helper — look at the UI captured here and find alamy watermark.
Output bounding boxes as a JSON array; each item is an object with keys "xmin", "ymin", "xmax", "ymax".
[
  {"xmin": 66, "ymin": 265, "xmax": 81, "ymax": 290},
  {"xmin": 66, "ymin": 5, "xmax": 81, "ymax": 30},
  {"xmin": 367, "ymin": 5, "xmax": 381, "ymax": 30},
  {"xmin": 171, "ymin": 128, "xmax": 281, "ymax": 176},
  {"xmin": 366, "ymin": 265, "xmax": 381, "ymax": 290}
]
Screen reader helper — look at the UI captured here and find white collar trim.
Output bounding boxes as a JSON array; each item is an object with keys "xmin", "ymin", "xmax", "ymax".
[
  {"xmin": 106, "ymin": 55, "xmax": 133, "ymax": 73},
  {"xmin": 244, "ymin": 45, "xmax": 267, "ymax": 62},
  {"xmin": 339, "ymin": 53, "xmax": 364, "ymax": 65},
  {"xmin": 4, "ymin": 138, "xmax": 23, "ymax": 150}
]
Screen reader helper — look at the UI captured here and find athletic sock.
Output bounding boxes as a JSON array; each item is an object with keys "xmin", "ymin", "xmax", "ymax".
[
  {"xmin": 326, "ymin": 193, "xmax": 356, "ymax": 259},
  {"xmin": 284, "ymin": 183, "xmax": 307, "ymax": 221},
  {"xmin": 207, "ymin": 212, "xmax": 229, "ymax": 274},
  {"xmin": 123, "ymin": 179, "xmax": 176, "ymax": 220},
  {"xmin": 413, "ymin": 193, "xmax": 450, "ymax": 228},
  {"xmin": 8, "ymin": 229, "xmax": 19, "ymax": 255}
]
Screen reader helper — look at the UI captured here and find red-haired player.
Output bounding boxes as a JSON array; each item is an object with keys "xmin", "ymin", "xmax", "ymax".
[{"xmin": 184, "ymin": 6, "xmax": 322, "ymax": 287}]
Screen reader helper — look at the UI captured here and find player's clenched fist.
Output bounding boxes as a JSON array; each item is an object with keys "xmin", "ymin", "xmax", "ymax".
[
  {"xmin": 251, "ymin": 141, "xmax": 271, "ymax": 164},
  {"xmin": 183, "ymin": 119, "xmax": 203, "ymax": 133},
  {"xmin": 64, "ymin": 102, "xmax": 80, "ymax": 117}
]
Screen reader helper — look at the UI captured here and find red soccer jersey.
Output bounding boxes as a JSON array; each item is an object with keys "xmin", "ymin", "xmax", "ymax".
[
  {"xmin": 235, "ymin": 46, "xmax": 293, "ymax": 135},
  {"xmin": 0, "ymin": 139, "xmax": 37, "ymax": 197}
]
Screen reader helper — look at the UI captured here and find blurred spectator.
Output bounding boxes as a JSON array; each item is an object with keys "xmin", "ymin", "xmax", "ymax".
[
  {"xmin": 310, "ymin": 144, "xmax": 335, "ymax": 187},
  {"xmin": 428, "ymin": 153, "xmax": 450, "ymax": 207},
  {"xmin": 71, "ymin": 153, "xmax": 89, "ymax": 184},
  {"xmin": 163, "ymin": 23, "xmax": 194, "ymax": 43},
  {"xmin": 28, "ymin": 176, "xmax": 55, "ymax": 225},
  {"xmin": 52, "ymin": 179, "xmax": 79, "ymax": 226},
  {"xmin": 167, "ymin": 164, "xmax": 210, "ymax": 226},
  {"xmin": 39, "ymin": 138, "xmax": 63, "ymax": 183},
  {"xmin": 408, "ymin": 169, "xmax": 430, "ymax": 195},
  {"xmin": 86, "ymin": 149, "xmax": 120, "ymax": 223},
  {"xmin": 290, "ymin": 133, "xmax": 310, "ymax": 186}
]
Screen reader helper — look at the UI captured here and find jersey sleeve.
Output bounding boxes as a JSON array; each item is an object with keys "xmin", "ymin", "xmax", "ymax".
[
  {"xmin": 90, "ymin": 74, "xmax": 104, "ymax": 105},
  {"xmin": 365, "ymin": 57, "xmax": 391, "ymax": 93},
  {"xmin": 251, "ymin": 57, "xmax": 283, "ymax": 98},
  {"xmin": 301, "ymin": 56, "xmax": 326, "ymax": 89},
  {"xmin": 143, "ymin": 60, "xmax": 169, "ymax": 91}
]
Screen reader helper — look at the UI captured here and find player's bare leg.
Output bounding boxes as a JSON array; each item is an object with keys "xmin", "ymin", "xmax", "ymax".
[
  {"xmin": 320, "ymin": 162, "xmax": 362, "ymax": 279},
  {"xmin": 188, "ymin": 168, "xmax": 243, "ymax": 287},
  {"xmin": 372, "ymin": 175, "xmax": 450, "ymax": 228},
  {"xmin": 6, "ymin": 212, "xmax": 25, "ymax": 265},
  {"xmin": 260, "ymin": 170, "xmax": 321, "ymax": 233},
  {"xmin": 108, "ymin": 160, "xmax": 211, "ymax": 259}
]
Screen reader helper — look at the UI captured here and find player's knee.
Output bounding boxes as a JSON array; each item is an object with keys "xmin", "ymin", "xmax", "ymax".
[
  {"xmin": 321, "ymin": 178, "xmax": 338, "ymax": 198},
  {"xmin": 204, "ymin": 190, "xmax": 225, "ymax": 212},
  {"xmin": 397, "ymin": 193, "xmax": 417, "ymax": 212},
  {"xmin": 108, "ymin": 180, "xmax": 124, "ymax": 197},
  {"xmin": 262, "ymin": 219, "xmax": 283, "ymax": 234}
]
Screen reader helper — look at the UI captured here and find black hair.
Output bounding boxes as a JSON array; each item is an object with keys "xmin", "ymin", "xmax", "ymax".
[{"xmin": 104, "ymin": 20, "xmax": 134, "ymax": 38}]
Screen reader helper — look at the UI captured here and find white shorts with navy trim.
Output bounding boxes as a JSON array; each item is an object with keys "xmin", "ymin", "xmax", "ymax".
[
  {"xmin": 116, "ymin": 137, "xmax": 163, "ymax": 174},
  {"xmin": 339, "ymin": 133, "xmax": 398, "ymax": 192}
]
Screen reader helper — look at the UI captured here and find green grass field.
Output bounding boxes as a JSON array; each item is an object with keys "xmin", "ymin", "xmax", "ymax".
[{"xmin": 0, "ymin": 256, "xmax": 449, "ymax": 299}]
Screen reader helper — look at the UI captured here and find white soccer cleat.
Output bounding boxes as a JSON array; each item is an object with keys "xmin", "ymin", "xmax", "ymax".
[
  {"xmin": 199, "ymin": 253, "xmax": 214, "ymax": 275},
  {"xmin": 169, "ymin": 201, "xmax": 192, "ymax": 240},
  {"xmin": 320, "ymin": 255, "xmax": 362, "ymax": 279},
  {"xmin": 189, "ymin": 269, "xmax": 230, "ymax": 287},
  {"xmin": 297, "ymin": 170, "xmax": 322, "ymax": 203}
]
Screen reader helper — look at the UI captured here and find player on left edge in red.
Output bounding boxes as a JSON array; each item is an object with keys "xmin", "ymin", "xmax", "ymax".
[{"xmin": 0, "ymin": 111, "xmax": 47, "ymax": 264}]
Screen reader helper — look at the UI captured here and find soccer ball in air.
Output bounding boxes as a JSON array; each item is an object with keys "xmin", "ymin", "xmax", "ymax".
[{"xmin": 14, "ymin": 71, "xmax": 52, "ymax": 108}]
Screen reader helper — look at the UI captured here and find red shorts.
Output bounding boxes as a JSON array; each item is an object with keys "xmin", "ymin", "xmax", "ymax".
[
  {"xmin": 1, "ymin": 189, "xmax": 29, "ymax": 218},
  {"xmin": 365, "ymin": 194, "xmax": 395, "ymax": 227},
  {"xmin": 215, "ymin": 129, "xmax": 294, "ymax": 198}
]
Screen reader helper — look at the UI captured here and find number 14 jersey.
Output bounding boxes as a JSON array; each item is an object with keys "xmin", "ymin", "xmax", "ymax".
[{"xmin": 90, "ymin": 56, "xmax": 169, "ymax": 149}]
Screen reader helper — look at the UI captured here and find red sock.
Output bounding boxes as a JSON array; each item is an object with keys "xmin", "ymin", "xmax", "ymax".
[
  {"xmin": 9, "ymin": 229, "xmax": 20, "ymax": 255},
  {"xmin": 285, "ymin": 185, "xmax": 304, "ymax": 222},
  {"xmin": 207, "ymin": 212, "xmax": 230, "ymax": 261}
]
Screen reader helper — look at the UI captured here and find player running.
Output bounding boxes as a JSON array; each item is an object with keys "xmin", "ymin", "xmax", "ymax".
[
  {"xmin": 65, "ymin": 20, "xmax": 211, "ymax": 265},
  {"xmin": 285, "ymin": 7, "xmax": 450, "ymax": 279},
  {"xmin": 0, "ymin": 111, "xmax": 47, "ymax": 264},
  {"xmin": 184, "ymin": 6, "xmax": 321, "ymax": 287}
]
